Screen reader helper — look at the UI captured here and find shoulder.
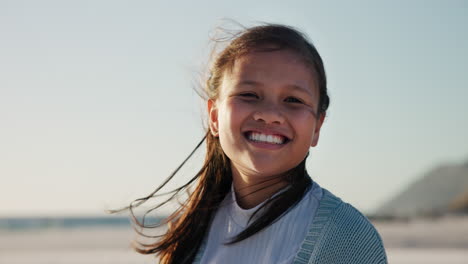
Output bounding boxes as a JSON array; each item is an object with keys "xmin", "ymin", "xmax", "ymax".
[{"xmin": 295, "ymin": 188, "xmax": 388, "ymax": 264}]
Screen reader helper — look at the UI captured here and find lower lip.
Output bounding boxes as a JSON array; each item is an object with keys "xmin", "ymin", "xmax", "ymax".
[{"xmin": 246, "ymin": 138, "xmax": 287, "ymax": 150}]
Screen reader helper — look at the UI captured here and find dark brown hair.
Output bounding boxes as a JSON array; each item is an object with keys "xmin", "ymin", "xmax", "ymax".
[{"xmin": 113, "ymin": 23, "xmax": 330, "ymax": 263}]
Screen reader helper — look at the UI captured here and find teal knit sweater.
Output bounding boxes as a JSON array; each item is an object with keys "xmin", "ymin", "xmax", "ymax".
[
  {"xmin": 292, "ymin": 189, "xmax": 387, "ymax": 263},
  {"xmin": 193, "ymin": 188, "xmax": 388, "ymax": 264}
]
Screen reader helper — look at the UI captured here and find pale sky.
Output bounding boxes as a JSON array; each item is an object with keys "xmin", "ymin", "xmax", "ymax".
[{"xmin": 1, "ymin": 0, "xmax": 467, "ymax": 216}]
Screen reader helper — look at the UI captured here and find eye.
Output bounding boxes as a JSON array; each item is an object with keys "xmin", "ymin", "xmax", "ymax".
[
  {"xmin": 284, "ymin": 96, "xmax": 303, "ymax": 104},
  {"xmin": 238, "ymin": 92, "xmax": 259, "ymax": 99}
]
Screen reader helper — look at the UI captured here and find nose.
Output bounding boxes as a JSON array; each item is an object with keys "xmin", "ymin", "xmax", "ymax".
[{"xmin": 252, "ymin": 104, "xmax": 285, "ymax": 125}]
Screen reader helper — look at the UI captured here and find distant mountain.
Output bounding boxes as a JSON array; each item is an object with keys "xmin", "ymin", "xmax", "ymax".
[
  {"xmin": 376, "ymin": 160, "xmax": 468, "ymax": 217},
  {"xmin": 449, "ymin": 190, "xmax": 468, "ymax": 213}
]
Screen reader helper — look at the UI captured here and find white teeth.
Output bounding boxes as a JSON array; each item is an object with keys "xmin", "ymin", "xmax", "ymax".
[
  {"xmin": 248, "ymin": 132, "xmax": 285, "ymax": 144},
  {"xmin": 267, "ymin": 135, "xmax": 273, "ymax": 142}
]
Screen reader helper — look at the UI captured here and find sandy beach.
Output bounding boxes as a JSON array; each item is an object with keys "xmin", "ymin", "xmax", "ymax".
[
  {"xmin": 1, "ymin": 216, "xmax": 468, "ymax": 263},
  {"xmin": 0, "ymin": 227, "xmax": 154, "ymax": 264}
]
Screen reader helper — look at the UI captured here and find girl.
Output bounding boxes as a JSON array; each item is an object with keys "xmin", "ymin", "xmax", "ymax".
[{"xmin": 125, "ymin": 24, "xmax": 387, "ymax": 263}]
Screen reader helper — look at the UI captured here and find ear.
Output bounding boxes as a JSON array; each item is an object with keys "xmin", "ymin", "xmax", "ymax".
[
  {"xmin": 207, "ymin": 99, "xmax": 219, "ymax": 137},
  {"xmin": 311, "ymin": 113, "xmax": 325, "ymax": 147}
]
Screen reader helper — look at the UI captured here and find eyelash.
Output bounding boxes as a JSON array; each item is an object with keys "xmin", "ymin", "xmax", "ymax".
[
  {"xmin": 238, "ymin": 93, "xmax": 304, "ymax": 104},
  {"xmin": 284, "ymin": 97, "xmax": 303, "ymax": 104},
  {"xmin": 239, "ymin": 92, "xmax": 259, "ymax": 98}
]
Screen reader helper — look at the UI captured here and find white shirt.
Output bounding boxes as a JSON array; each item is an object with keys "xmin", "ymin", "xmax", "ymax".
[{"xmin": 200, "ymin": 181, "xmax": 323, "ymax": 264}]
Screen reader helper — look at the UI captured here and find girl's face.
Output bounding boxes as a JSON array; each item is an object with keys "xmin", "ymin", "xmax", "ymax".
[{"xmin": 208, "ymin": 49, "xmax": 324, "ymax": 181}]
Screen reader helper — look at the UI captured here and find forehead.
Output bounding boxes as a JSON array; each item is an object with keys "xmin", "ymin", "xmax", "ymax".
[{"xmin": 221, "ymin": 49, "xmax": 319, "ymax": 96}]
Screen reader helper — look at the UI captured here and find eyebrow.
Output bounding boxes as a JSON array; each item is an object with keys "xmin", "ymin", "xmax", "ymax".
[
  {"xmin": 237, "ymin": 80, "xmax": 260, "ymax": 87},
  {"xmin": 287, "ymin": 84, "xmax": 315, "ymax": 97}
]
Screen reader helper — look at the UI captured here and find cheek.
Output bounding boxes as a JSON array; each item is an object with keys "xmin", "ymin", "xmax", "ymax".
[
  {"xmin": 286, "ymin": 109, "xmax": 317, "ymax": 139},
  {"xmin": 228, "ymin": 100, "xmax": 251, "ymax": 119},
  {"xmin": 285, "ymin": 108, "xmax": 316, "ymax": 124},
  {"xmin": 218, "ymin": 101, "xmax": 248, "ymax": 134}
]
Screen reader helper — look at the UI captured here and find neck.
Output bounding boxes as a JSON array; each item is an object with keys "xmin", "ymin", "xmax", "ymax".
[{"xmin": 231, "ymin": 168, "xmax": 289, "ymax": 209}]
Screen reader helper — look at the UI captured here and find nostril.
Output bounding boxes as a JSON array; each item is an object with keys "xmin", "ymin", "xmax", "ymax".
[{"xmin": 253, "ymin": 110, "xmax": 285, "ymax": 124}]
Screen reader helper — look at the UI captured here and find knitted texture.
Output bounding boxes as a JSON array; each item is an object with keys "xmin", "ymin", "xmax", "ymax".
[
  {"xmin": 293, "ymin": 189, "xmax": 387, "ymax": 264},
  {"xmin": 193, "ymin": 188, "xmax": 387, "ymax": 264}
]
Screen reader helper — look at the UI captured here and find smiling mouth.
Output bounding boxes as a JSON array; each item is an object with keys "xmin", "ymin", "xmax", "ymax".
[{"xmin": 244, "ymin": 131, "xmax": 290, "ymax": 145}]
